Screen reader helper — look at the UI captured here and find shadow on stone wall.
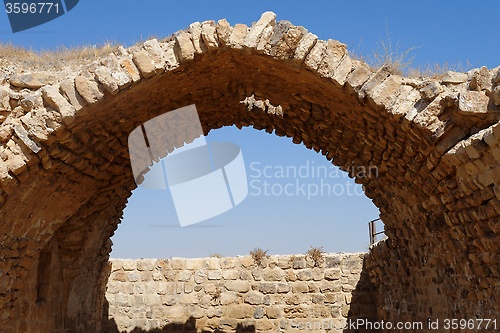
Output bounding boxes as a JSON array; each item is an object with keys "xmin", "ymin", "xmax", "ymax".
[
  {"xmin": 103, "ymin": 310, "xmax": 255, "ymax": 333},
  {"xmin": 344, "ymin": 256, "xmax": 379, "ymax": 333}
]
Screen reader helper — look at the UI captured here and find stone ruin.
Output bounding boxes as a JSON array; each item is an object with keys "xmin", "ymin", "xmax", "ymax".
[{"xmin": 0, "ymin": 11, "xmax": 499, "ymax": 333}]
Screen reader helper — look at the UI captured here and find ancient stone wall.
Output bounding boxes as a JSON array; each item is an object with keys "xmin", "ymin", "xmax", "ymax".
[
  {"xmin": 104, "ymin": 253, "xmax": 376, "ymax": 333},
  {"xmin": 0, "ymin": 11, "xmax": 499, "ymax": 333}
]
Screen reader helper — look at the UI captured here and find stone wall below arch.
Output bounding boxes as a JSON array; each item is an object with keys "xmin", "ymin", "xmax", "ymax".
[{"xmin": 104, "ymin": 253, "xmax": 376, "ymax": 333}]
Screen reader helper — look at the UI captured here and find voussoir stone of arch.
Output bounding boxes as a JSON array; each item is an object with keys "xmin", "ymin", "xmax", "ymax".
[{"xmin": 0, "ymin": 11, "xmax": 499, "ymax": 333}]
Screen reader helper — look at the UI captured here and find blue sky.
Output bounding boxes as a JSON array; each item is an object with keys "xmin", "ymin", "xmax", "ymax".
[{"xmin": 2, "ymin": 1, "xmax": 498, "ymax": 258}]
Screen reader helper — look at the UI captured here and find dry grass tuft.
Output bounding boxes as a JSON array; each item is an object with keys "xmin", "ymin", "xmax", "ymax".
[
  {"xmin": 250, "ymin": 248, "xmax": 269, "ymax": 266},
  {"xmin": 0, "ymin": 42, "xmax": 118, "ymax": 71},
  {"xmin": 354, "ymin": 27, "xmax": 473, "ymax": 78},
  {"xmin": 306, "ymin": 246, "xmax": 325, "ymax": 267}
]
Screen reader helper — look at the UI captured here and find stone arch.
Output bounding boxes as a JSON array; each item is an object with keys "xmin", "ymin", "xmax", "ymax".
[{"xmin": 0, "ymin": 12, "xmax": 499, "ymax": 333}]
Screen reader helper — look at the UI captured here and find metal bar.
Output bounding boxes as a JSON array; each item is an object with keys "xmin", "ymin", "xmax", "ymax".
[{"xmin": 369, "ymin": 221, "xmax": 374, "ymax": 246}]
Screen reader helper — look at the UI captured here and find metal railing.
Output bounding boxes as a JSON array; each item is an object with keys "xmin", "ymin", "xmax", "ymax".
[{"xmin": 369, "ymin": 218, "xmax": 385, "ymax": 246}]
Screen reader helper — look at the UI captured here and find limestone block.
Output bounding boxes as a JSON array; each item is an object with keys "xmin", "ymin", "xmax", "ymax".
[
  {"xmin": 303, "ymin": 39, "xmax": 327, "ymax": 71},
  {"xmin": 318, "ymin": 39, "xmax": 347, "ymax": 78},
  {"xmin": 358, "ymin": 65, "xmax": 390, "ymax": 99},
  {"xmin": 94, "ymin": 66, "xmax": 119, "ymax": 95},
  {"xmin": 143, "ymin": 39, "xmax": 169, "ymax": 72},
  {"xmin": 346, "ymin": 60, "xmax": 372, "ymax": 91},
  {"xmin": 292, "ymin": 281, "xmax": 308, "ymax": 293},
  {"xmin": 441, "ymin": 71, "xmax": 468, "ymax": 84},
  {"xmin": 269, "ymin": 24, "xmax": 307, "ymax": 59},
  {"xmin": 492, "ymin": 86, "xmax": 500, "ymax": 106},
  {"xmin": 220, "ymin": 291, "xmax": 238, "ymax": 305},
  {"xmin": 185, "ymin": 258, "xmax": 203, "ymax": 270},
  {"xmin": 177, "ymin": 270, "xmax": 192, "ymax": 282},
  {"xmin": 266, "ymin": 307, "xmax": 281, "ymax": 319},
  {"xmin": 262, "ymin": 268, "xmax": 284, "ymax": 281},
  {"xmin": 201, "ymin": 20, "xmax": 219, "ymax": 49},
  {"xmin": 458, "ymin": 91, "xmax": 489, "ymax": 115},
  {"xmin": 229, "ymin": 24, "xmax": 249, "ymax": 49},
  {"xmin": 293, "ymin": 32, "xmax": 317, "ymax": 63},
  {"xmin": 296, "ymin": 269, "xmax": 313, "ymax": 281},
  {"xmin": 222, "ymin": 270, "xmax": 239, "ymax": 280},
  {"xmin": 258, "ymin": 282, "xmax": 277, "ymax": 294},
  {"xmin": 194, "ymin": 270, "xmax": 206, "ymax": 284},
  {"xmin": 41, "ymin": 85, "xmax": 76, "ymax": 125},
  {"xmin": 205, "ymin": 258, "xmax": 221, "ymax": 270},
  {"xmin": 121, "ymin": 259, "xmax": 136, "ymax": 271},
  {"xmin": 207, "ymin": 270, "xmax": 222, "ymax": 280},
  {"xmin": 132, "ymin": 50, "xmax": 156, "ymax": 78},
  {"xmin": 170, "ymin": 258, "xmax": 186, "ymax": 270},
  {"xmin": 420, "ymin": 81, "xmax": 444, "ymax": 100},
  {"xmin": 59, "ymin": 79, "xmax": 85, "ymax": 111},
  {"xmin": 243, "ymin": 11, "xmax": 276, "ymax": 49},
  {"xmin": 227, "ymin": 305, "xmax": 253, "ymax": 319},
  {"xmin": 331, "ymin": 54, "xmax": 353, "ymax": 88},
  {"xmin": 244, "ymin": 291, "xmax": 264, "ymax": 305},
  {"xmin": 225, "ymin": 280, "xmax": 250, "ymax": 292},
  {"xmin": 74, "ymin": 75, "xmax": 105, "ymax": 105},
  {"xmin": 174, "ymin": 31, "xmax": 196, "ymax": 63},
  {"xmin": 253, "ymin": 306, "xmax": 265, "ymax": 319},
  {"xmin": 0, "ymin": 87, "xmax": 11, "ymax": 111},
  {"xmin": 256, "ymin": 25, "xmax": 274, "ymax": 52},
  {"xmin": 367, "ymin": 74, "xmax": 403, "ymax": 108},
  {"xmin": 5, "ymin": 154, "xmax": 26, "ymax": 175},
  {"xmin": 10, "ymin": 73, "xmax": 53, "ymax": 89},
  {"xmin": 468, "ymin": 66, "xmax": 492, "ymax": 91},
  {"xmin": 256, "ymin": 319, "xmax": 275, "ymax": 331},
  {"xmin": 13, "ymin": 123, "xmax": 40, "ymax": 154},
  {"xmin": 127, "ymin": 271, "xmax": 140, "ymax": 282},
  {"xmin": 100, "ymin": 54, "xmax": 134, "ymax": 89},
  {"xmin": 216, "ymin": 19, "xmax": 232, "ymax": 46},
  {"xmin": 291, "ymin": 256, "xmax": 306, "ymax": 269},
  {"xmin": 188, "ymin": 22, "xmax": 207, "ymax": 54},
  {"xmin": 120, "ymin": 58, "xmax": 141, "ymax": 82}
]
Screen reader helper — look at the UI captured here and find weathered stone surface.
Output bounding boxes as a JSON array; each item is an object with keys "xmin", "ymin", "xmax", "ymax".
[
  {"xmin": 200, "ymin": 20, "xmax": 219, "ymax": 49},
  {"xmin": 420, "ymin": 81, "xmax": 444, "ymax": 100},
  {"xmin": 216, "ymin": 19, "xmax": 232, "ymax": 46},
  {"xmin": 74, "ymin": 75, "xmax": 105, "ymax": 104},
  {"xmin": 243, "ymin": 11, "xmax": 276, "ymax": 49},
  {"xmin": 10, "ymin": 72, "xmax": 53, "ymax": 89},
  {"xmin": 458, "ymin": 91, "xmax": 490, "ymax": 115},
  {"xmin": 468, "ymin": 66, "xmax": 492, "ymax": 91},
  {"xmin": 132, "ymin": 50, "xmax": 156, "ymax": 77},
  {"xmin": 94, "ymin": 66, "xmax": 119, "ymax": 95},
  {"xmin": 105, "ymin": 254, "xmax": 368, "ymax": 332},
  {"xmin": 188, "ymin": 22, "xmax": 207, "ymax": 54},
  {"xmin": 175, "ymin": 31, "xmax": 196, "ymax": 62},
  {"xmin": 441, "ymin": 71, "xmax": 468, "ymax": 84},
  {"xmin": 59, "ymin": 79, "xmax": 86, "ymax": 111},
  {"xmin": 41, "ymin": 85, "xmax": 76, "ymax": 124},
  {"xmin": 492, "ymin": 86, "xmax": 500, "ymax": 106},
  {"xmin": 0, "ymin": 12, "xmax": 499, "ymax": 333},
  {"xmin": 229, "ymin": 24, "xmax": 249, "ymax": 49},
  {"xmin": 293, "ymin": 32, "xmax": 317, "ymax": 63},
  {"xmin": 0, "ymin": 87, "xmax": 11, "ymax": 111}
]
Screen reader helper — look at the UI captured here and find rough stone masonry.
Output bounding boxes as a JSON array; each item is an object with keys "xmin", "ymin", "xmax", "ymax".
[
  {"xmin": 104, "ymin": 254, "xmax": 373, "ymax": 333},
  {"xmin": 0, "ymin": 11, "xmax": 499, "ymax": 333}
]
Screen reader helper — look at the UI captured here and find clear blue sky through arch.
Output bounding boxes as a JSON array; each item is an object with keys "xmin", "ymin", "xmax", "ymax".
[{"xmin": 2, "ymin": 1, "xmax": 498, "ymax": 258}]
